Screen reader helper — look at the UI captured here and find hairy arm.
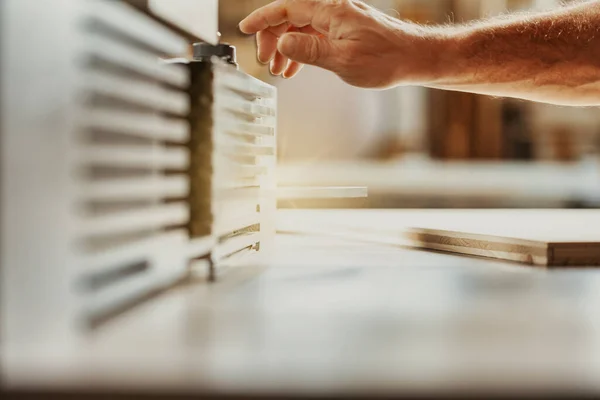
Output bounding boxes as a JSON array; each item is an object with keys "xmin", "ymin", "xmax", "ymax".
[
  {"xmin": 425, "ymin": 1, "xmax": 600, "ymax": 106},
  {"xmin": 240, "ymin": 0, "xmax": 600, "ymax": 106}
]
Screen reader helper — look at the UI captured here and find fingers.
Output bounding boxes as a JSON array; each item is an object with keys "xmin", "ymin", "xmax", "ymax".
[
  {"xmin": 256, "ymin": 23, "xmax": 290, "ymax": 64},
  {"xmin": 283, "ymin": 61, "xmax": 304, "ymax": 78},
  {"xmin": 269, "ymin": 25, "xmax": 298, "ymax": 76},
  {"xmin": 278, "ymin": 32, "xmax": 336, "ymax": 71},
  {"xmin": 270, "ymin": 50, "xmax": 288, "ymax": 76},
  {"xmin": 244, "ymin": 2, "xmax": 332, "ymax": 77},
  {"xmin": 239, "ymin": 0, "xmax": 330, "ymax": 35},
  {"xmin": 256, "ymin": 30, "xmax": 278, "ymax": 64},
  {"xmin": 279, "ymin": 26, "xmax": 317, "ymax": 77}
]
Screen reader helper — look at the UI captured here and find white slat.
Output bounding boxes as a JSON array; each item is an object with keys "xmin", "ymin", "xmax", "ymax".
[
  {"xmin": 213, "ymin": 187, "xmax": 263, "ymax": 201},
  {"xmin": 82, "ymin": 108, "xmax": 188, "ymax": 142},
  {"xmin": 84, "ymin": 34, "xmax": 189, "ymax": 88},
  {"xmin": 214, "ymin": 201, "xmax": 259, "ymax": 226},
  {"xmin": 82, "ymin": 69, "xmax": 189, "ymax": 115},
  {"xmin": 78, "ymin": 175, "xmax": 188, "ymax": 201},
  {"xmin": 213, "ymin": 165, "xmax": 268, "ymax": 181},
  {"xmin": 213, "ymin": 176, "xmax": 261, "ymax": 189},
  {"xmin": 86, "ymin": 0, "xmax": 188, "ymax": 56},
  {"xmin": 213, "ymin": 158, "xmax": 268, "ymax": 176},
  {"xmin": 82, "ymin": 262, "xmax": 184, "ymax": 320},
  {"xmin": 215, "ymin": 119, "xmax": 275, "ymax": 137},
  {"xmin": 186, "ymin": 236, "xmax": 216, "ymax": 259},
  {"xmin": 80, "ymin": 230, "xmax": 187, "ymax": 275},
  {"xmin": 76, "ymin": 145, "xmax": 188, "ymax": 169},
  {"xmin": 215, "ymin": 65, "xmax": 276, "ymax": 99},
  {"xmin": 215, "ymin": 141, "xmax": 275, "ymax": 157},
  {"xmin": 214, "ymin": 213, "xmax": 260, "ymax": 237},
  {"xmin": 214, "ymin": 233, "xmax": 261, "ymax": 260},
  {"xmin": 78, "ymin": 203, "xmax": 188, "ymax": 237},
  {"xmin": 216, "ymin": 95, "xmax": 275, "ymax": 118},
  {"xmin": 277, "ymin": 186, "xmax": 369, "ymax": 200}
]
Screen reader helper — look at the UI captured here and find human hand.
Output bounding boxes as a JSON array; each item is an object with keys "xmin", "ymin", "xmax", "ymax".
[{"xmin": 239, "ymin": 0, "xmax": 442, "ymax": 88}]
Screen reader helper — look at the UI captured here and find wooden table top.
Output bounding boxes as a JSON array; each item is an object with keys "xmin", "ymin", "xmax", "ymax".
[{"xmin": 5, "ymin": 210, "xmax": 600, "ymax": 397}]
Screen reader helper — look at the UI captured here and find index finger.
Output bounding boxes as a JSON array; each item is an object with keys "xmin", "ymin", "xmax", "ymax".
[{"xmin": 239, "ymin": 0, "xmax": 328, "ymax": 35}]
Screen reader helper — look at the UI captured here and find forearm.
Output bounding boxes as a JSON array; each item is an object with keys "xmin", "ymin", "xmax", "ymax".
[{"xmin": 411, "ymin": 1, "xmax": 600, "ymax": 106}]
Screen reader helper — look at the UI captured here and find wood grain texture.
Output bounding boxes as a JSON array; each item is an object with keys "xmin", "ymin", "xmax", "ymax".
[{"xmin": 277, "ymin": 210, "xmax": 600, "ymax": 267}]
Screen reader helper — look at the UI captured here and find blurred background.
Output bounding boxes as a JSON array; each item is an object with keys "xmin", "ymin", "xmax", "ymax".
[{"xmin": 220, "ymin": 0, "xmax": 600, "ymax": 208}]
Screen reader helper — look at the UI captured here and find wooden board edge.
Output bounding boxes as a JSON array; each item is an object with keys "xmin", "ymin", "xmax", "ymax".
[
  {"xmin": 549, "ymin": 244, "xmax": 600, "ymax": 267},
  {"xmin": 403, "ymin": 228, "xmax": 550, "ymax": 266},
  {"xmin": 404, "ymin": 227, "xmax": 549, "ymax": 249}
]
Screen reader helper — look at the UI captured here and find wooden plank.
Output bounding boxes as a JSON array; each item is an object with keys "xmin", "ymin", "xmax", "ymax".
[
  {"xmin": 277, "ymin": 186, "xmax": 368, "ymax": 200},
  {"xmin": 403, "ymin": 228, "xmax": 550, "ymax": 266},
  {"xmin": 277, "ymin": 210, "xmax": 600, "ymax": 267}
]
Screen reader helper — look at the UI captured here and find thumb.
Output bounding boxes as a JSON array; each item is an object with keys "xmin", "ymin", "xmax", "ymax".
[{"xmin": 278, "ymin": 32, "xmax": 336, "ymax": 70}]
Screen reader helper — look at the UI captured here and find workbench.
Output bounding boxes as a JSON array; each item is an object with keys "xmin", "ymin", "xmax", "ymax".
[{"xmin": 5, "ymin": 210, "xmax": 600, "ymax": 398}]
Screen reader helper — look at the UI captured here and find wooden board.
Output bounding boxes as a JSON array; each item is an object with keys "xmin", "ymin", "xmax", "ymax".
[
  {"xmin": 277, "ymin": 186, "xmax": 368, "ymax": 200},
  {"xmin": 277, "ymin": 210, "xmax": 600, "ymax": 267}
]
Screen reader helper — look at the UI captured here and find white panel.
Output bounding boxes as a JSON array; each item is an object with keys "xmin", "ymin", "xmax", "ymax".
[
  {"xmin": 149, "ymin": 0, "xmax": 219, "ymax": 44},
  {"xmin": 1, "ymin": 0, "xmax": 195, "ymax": 354},
  {"xmin": 77, "ymin": 203, "xmax": 189, "ymax": 237},
  {"xmin": 215, "ymin": 200, "xmax": 259, "ymax": 222},
  {"xmin": 187, "ymin": 236, "xmax": 216, "ymax": 258},
  {"xmin": 85, "ymin": 34, "xmax": 189, "ymax": 88},
  {"xmin": 215, "ymin": 140, "xmax": 276, "ymax": 157},
  {"xmin": 88, "ymin": 0, "xmax": 188, "ymax": 55},
  {"xmin": 82, "ymin": 239, "xmax": 189, "ymax": 320},
  {"xmin": 82, "ymin": 109, "xmax": 189, "ymax": 142},
  {"xmin": 80, "ymin": 230, "xmax": 188, "ymax": 275},
  {"xmin": 213, "ymin": 161, "xmax": 268, "ymax": 178},
  {"xmin": 216, "ymin": 119, "xmax": 276, "ymax": 137},
  {"xmin": 82, "ymin": 69, "xmax": 189, "ymax": 115},
  {"xmin": 216, "ymin": 74, "xmax": 277, "ymax": 99},
  {"xmin": 76, "ymin": 145, "xmax": 189, "ymax": 169},
  {"xmin": 79, "ymin": 176, "xmax": 188, "ymax": 201},
  {"xmin": 213, "ymin": 233, "xmax": 261, "ymax": 260},
  {"xmin": 214, "ymin": 213, "xmax": 261, "ymax": 237},
  {"xmin": 1, "ymin": 0, "xmax": 83, "ymax": 348},
  {"xmin": 216, "ymin": 95, "xmax": 276, "ymax": 118}
]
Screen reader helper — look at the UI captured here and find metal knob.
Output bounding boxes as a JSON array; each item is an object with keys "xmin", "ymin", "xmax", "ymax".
[{"xmin": 192, "ymin": 43, "xmax": 238, "ymax": 67}]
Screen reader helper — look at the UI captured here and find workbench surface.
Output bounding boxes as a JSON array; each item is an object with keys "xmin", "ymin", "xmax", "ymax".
[{"xmin": 5, "ymin": 210, "xmax": 600, "ymax": 397}]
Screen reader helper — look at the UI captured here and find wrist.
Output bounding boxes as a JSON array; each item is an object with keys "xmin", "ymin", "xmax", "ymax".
[{"xmin": 394, "ymin": 23, "xmax": 462, "ymax": 85}]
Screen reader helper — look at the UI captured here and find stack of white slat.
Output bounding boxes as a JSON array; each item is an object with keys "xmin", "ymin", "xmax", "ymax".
[{"xmin": 0, "ymin": 0, "xmax": 191, "ymax": 346}]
